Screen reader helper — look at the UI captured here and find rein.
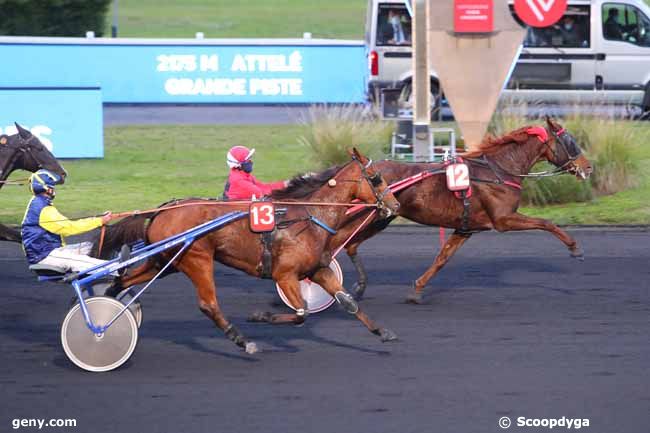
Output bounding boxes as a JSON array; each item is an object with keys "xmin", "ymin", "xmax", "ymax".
[
  {"xmin": 110, "ymin": 199, "xmax": 381, "ymax": 220},
  {"xmin": 0, "ymin": 177, "xmax": 29, "ymax": 185}
]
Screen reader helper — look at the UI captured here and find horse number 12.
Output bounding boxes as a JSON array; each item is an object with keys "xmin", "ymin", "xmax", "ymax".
[{"xmin": 446, "ymin": 163, "xmax": 470, "ymax": 191}]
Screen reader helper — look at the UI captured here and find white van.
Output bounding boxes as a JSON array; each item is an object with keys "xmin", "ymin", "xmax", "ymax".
[{"xmin": 366, "ymin": 0, "xmax": 650, "ymax": 112}]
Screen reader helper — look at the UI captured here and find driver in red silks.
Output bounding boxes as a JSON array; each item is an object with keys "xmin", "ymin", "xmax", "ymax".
[{"xmin": 223, "ymin": 145, "xmax": 288, "ymax": 200}]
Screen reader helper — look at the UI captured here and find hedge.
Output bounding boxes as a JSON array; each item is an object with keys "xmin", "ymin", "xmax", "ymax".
[{"xmin": 0, "ymin": 0, "xmax": 111, "ymax": 37}]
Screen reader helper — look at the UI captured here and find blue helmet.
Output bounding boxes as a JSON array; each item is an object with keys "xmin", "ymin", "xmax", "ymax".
[{"xmin": 30, "ymin": 169, "xmax": 62, "ymax": 195}]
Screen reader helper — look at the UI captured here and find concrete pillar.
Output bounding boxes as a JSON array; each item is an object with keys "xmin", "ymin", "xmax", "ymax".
[{"xmin": 412, "ymin": 0, "xmax": 431, "ymax": 161}]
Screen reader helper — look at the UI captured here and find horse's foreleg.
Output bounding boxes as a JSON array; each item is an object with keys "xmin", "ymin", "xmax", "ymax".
[
  {"xmin": 346, "ymin": 243, "xmax": 368, "ymax": 300},
  {"xmin": 493, "ymin": 213, "xmax": 583, "ymax": 259},
  {"xmin": 176, "ymin": 253, "xmax": 258, "ymax": 354},
  {"xmin": 249, "ymin": 275, "xmax": 307, "ymax": 325},
  {"xmin": 343, "ymin": 217, "xmax": 392, "ymax": 300},
  {"xmin": 407, "ymin": 231, "xmax": 472, "ymax": 304},
  {"xmin": 311, "ymin": 267, "xmax": 397, "ymax": 343}
]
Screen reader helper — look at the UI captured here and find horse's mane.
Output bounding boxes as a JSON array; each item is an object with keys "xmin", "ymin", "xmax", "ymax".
[
  {"xmin": 462, "ymin": 126, "xmax": 536, "ymax": 158},
  {"xmin": 270, "ymin": 164, "xmax": 343, "ymax": 199}
]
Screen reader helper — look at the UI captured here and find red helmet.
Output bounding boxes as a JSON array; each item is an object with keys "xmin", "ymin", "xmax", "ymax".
[{"xmin": 226, "ymin": 145, "xmax": 255, "ymax": 168}]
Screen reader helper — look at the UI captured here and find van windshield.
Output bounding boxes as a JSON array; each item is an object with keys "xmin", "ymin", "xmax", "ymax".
[
  {"xmin": 513, "ymin": 5, "xmax": 591, "ymax": 48},
  {"xmin": 603, "ymin": 3, "xmax": 650, "ymax": 47},
  {"xmin": 376, "ymin": 4, "xmax": 412, "ymax": 46}
]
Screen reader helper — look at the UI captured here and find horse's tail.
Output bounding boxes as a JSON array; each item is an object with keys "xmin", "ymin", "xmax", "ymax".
[{"xmin": 91, "ymin": 212, "xmax": 153, "ymax": 259}]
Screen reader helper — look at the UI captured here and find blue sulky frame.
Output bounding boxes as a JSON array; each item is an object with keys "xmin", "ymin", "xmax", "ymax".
[{"xmin": 40, "ymin": 211, "xmax": 248, "ymax": 335}]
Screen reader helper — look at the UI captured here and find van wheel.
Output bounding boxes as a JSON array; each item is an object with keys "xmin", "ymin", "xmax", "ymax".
[{"xmin": 398, "ymin": 81, "xmax": 441, "ymax": 120}]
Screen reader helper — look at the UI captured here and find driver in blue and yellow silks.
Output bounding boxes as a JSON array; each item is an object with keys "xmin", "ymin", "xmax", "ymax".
[{"xmin": 21, "ymin": 169, "xmax": 114, "ymax": 273}]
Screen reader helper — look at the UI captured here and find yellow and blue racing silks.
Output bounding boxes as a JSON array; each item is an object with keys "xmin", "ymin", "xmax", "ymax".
[{"xmin": 21, "ymin": 195, "xmax": 102, "ymax": 264}]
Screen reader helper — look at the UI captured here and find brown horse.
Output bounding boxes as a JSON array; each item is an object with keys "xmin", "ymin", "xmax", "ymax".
[
  {"xmin": 98, "ymin": 149, "xmax": 400, "ymax": 353},
  {"xmin": 329, "ymin": 117, "xmax": 593, "ymax": 303},
  {"xmin": 0, "ymin": 123, "xmax": 67, "ymax": 242}
]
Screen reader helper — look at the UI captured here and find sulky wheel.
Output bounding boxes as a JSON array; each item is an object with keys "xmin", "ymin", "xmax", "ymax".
[
  {"xmin": 70, "ymin": 284, "xmax": 143, "ymax": 328},
  {"xmin": 276, "ymin": 258, "xmax": 342, "ymax": 314},
  {"xmin": 61, "ymin": 296, "xmax": 138, "ymax": 372}
]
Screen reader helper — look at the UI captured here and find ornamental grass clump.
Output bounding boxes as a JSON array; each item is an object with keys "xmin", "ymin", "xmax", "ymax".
[
  {"xmin": 299, "ymin": 104, "xmax": 393, "ymax": 168},
  {"xmin": 563, "ymin": 114, "xmax": 640, "ymax": 195}
]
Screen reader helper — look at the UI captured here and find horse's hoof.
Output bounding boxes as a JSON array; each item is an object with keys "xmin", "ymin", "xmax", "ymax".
[
  {"xmin": 352, "ymin": 281, "xmax": 366, "ymax": 300},
  {"xmin": 405, "ymin": 291, "xmax": 423, "ymax": 304},
  {"xmin": 379, "ymin": 328, "xmax": 398, "ymax": 342},
  {"xmin": 248, "ymin": 311, "xmax": 272, "ymax": 322},
  {"xmin": 570, "ymin": 248, "xmax": 585, "ymax": 261},
  {"xmin": 245, "ymin": 342, "xmax": 259, "ymax": 354}
]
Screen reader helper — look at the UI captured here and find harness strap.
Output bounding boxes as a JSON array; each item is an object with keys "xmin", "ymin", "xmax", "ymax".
[
  {"xmin": 260, "ymin": 231, "xmax": 274, "ymax": 279},
  {"xmin": 458, "ymin": 190, "xmax": 472, "ymax": 235},
  {"xmin": 503, "ymin": 180, "xmax": 523, "ymax": 190},
  {"xmin": 470, "ymin": 176, "xmax": 523, "ymax": 190},
  {"xmin": 309, "ymin": 216, "xmax": 337, "ymax": 235}
]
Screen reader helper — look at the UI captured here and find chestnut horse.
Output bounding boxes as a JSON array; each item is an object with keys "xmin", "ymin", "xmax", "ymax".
[
  {"xmin": 97, "ymin": 149, "xmax": 400, "ymax": 354},
  {"xmin": 0, "ymin": 123, "xmax": 67, "ymax": 242},
  {"xmin": 330, "ymin": 118, "xmax": 593, "ymax": 303}
]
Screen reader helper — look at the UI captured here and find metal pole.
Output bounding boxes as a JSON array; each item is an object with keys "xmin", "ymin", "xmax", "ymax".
[
  {"xmin": 412, "ymin": 0, "xmax": 431, "ymax": 161},
  {"xmin": 111, "ymin": 0, "xmax": 118, "ymax": 38}
]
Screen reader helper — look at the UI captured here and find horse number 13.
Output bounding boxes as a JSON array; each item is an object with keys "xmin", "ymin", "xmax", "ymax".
[{"xmin": 249, "ymin": 203, "xmax": 276, "ymax": 232}]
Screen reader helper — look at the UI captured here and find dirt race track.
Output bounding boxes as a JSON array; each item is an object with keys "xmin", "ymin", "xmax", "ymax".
[{"xmin": 0, "ymin": 227, "xmax": 648, "ymax": 433}]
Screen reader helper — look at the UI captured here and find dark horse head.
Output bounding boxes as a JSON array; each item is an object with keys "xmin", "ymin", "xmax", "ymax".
[{"xmin": 0, "ymin": 123, "xmax": 67, "ymax": 185}]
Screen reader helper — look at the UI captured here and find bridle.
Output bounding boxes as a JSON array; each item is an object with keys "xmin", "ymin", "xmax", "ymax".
[
  {"xmin": 15, "ymin": 134, "xmax": 47, "ymax": 171},
  {"xmin": 350, "ymin": 155, "xmax": 392, "ymax": 213},
  {"xmin": 544, "ymin": 127, "xmax": 582, "ymax": 173},
  {"xmin": 331, "ymin": 155, "xmax": 392, "ymax": 213},
  {"xmin": 0, "ymin": 135, "xmax": 38, "ymax": 182}
]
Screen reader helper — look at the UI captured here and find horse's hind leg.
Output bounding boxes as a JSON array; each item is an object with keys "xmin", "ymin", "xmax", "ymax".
[
  {"xmin": 175, "ymin": 252, "xmax": 258, "ymax": 354},
  {"xmin": 346, "ymin": 243, "xmax": 369, "ymax": 301},
  {"xmin": 311, "ymin": 267, "xmax": 398, "ymax": 343},
  {"xmin": 249, "ymin": 275, "xmax": 307, "ymax": 325},
  {"xmin": 407, "ymin": 231, "xmax": 472, "ymax": 304}
]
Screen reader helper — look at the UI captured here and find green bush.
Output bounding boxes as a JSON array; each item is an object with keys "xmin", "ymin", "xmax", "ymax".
[
  {"xmin": 521, "ymin": 165, "xmax": 593, "ymax": 206},
  {"xmin": 563, "ymin": 115, "xmax": 640, "ymax": 195},
  {"xmin": 0, "ymin": 0, "xmax": 111, "ymax": 36},
  {"xmin": 299, "ymin": 104, "xmax": 393, "ymax": 168}
]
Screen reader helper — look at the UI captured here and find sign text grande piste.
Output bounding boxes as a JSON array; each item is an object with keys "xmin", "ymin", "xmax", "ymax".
[{"xmin": 159, "ymin": 50, "xmax": 304, "ymax": 97}]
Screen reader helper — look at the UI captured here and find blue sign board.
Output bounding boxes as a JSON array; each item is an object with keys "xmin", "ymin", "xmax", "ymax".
[
  {"xmin": 0, "ymin": 40, "xmax": 366, "ymax": 103},
  {"xmin": 0, "ymin": 88, "xmax": 103, "ymax": 158}
]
